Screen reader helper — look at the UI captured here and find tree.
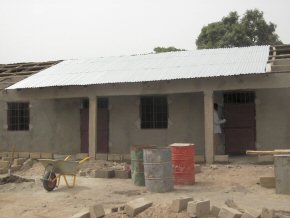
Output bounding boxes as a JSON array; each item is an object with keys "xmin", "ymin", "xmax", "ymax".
[
  {"xmin": 154, "ymin": 46, "xmax": 186, "ymax": 53},
  {"xmin": 196, "ymin": 9, "xmax": 283, "ymax": 49}
]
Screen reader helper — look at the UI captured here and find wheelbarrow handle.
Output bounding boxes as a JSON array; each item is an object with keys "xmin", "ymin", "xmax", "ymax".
[
  {"xmin": 79, "ymin": 156, "xmax": 90, "ymax": 164},
  {"xmin": 64, "ymin": 155, "xmax": 72, "ymax": 161}
]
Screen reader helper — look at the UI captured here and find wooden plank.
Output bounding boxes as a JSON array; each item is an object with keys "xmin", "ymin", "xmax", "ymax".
[{"xmin": 246, "ymin": 150, "xmax": 290, "ymax": 155}]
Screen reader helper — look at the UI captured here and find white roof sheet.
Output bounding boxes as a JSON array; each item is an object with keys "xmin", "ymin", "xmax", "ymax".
[{"xmin": 7, "ymin": 46, "xmax": 270, "ymax": 89}]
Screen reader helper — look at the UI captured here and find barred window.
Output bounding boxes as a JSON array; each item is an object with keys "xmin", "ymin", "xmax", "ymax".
[
  {"xmin": 7, "ymin": 102, "xmax": 30, "ymax": 131},
  {"xmin": 224, "ymin": 92, "xmax": 255, "ymax": 104},
  {"xmin": 140, "ymin": 96, "xmax": 168, "ymax": 129}
]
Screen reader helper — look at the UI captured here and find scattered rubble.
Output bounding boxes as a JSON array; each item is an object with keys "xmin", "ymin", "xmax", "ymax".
[{"xmin": 0, "ymin": 175, "xmax": 34, "ymax": 185}]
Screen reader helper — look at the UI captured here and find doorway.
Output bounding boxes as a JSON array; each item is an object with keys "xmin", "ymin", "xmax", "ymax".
[
  {"xmin": 80, "ymin": 98, "xmax": 109, "ymax": 153},
  {"xmin": 223, "ymin": 92, "xmax": 256, "ymax": 154},
  {"xmin": 97, "ymin": 98, "xmax": 109, "ymax": 153}
]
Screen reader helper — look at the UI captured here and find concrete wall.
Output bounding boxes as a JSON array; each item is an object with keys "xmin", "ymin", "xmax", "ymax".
[
  {"xmin": 0, "ymin": 98, "xmax": 81, "ymax": 154},
  {"xmin": 109, "ymin": 93, "xmax": 205, "ymax": 155},
  {"xmin": 256, "ymin": 88, "xmax": 290, "ymax": 150}
]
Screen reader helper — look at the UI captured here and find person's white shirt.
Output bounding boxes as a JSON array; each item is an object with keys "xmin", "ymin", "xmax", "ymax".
[{"xmin": 214, "ymin": 110, "xmax": 226, "ymax": 134}]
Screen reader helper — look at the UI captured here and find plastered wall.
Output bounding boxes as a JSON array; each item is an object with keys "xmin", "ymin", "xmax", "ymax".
[
  {"xmin": 256, "ymin": 88, "xmax": 290, "ymax": 150},
  {"xmin": 0, "ymin": 98, "xmax": 81, "ymax": 154},
  {"xmin": 108, "ymin": 93, "xmax": 205, "ymax": 154}
]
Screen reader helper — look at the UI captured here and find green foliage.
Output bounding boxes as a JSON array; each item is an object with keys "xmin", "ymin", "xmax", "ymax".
[
  {"xmin": 196, "ymin": 9, "xmax": 283, "ymax": 49},
  {"xmin": 154, "ymin": 46, "xmax": 186, "ymax": 53}
]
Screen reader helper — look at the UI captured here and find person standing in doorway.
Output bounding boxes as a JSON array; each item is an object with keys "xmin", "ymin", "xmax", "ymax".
[{"xmin": 214, "ymin": 103, "xmax": 226, "ymax": 154}]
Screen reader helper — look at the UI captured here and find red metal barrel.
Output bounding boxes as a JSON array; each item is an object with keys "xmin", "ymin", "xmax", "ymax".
[{"xmin": 170, "ymin": 143, "xmax": 195, "ymax": 185}]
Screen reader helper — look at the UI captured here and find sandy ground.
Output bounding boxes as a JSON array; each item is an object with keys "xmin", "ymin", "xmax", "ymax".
[{"xmin": 0, "ymin": 158, "xmax": 290, "ymax": 218}]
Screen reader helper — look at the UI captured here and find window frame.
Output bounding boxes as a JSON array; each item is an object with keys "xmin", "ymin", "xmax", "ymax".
[
  {"xmin": 140, "ymin": 96, "xmax": 168, "ymax": 129},
  {"xmin": 7, "ymin": 102, "xmax": 30, "ymax": 131}
]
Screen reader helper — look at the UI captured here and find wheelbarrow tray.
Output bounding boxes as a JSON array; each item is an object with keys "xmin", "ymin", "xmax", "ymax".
[{"xmin": 38, "ymin": 159, "xmax": 80, "ymax": 175}]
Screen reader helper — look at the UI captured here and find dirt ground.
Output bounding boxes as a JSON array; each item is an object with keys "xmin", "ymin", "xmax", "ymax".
[{"xmin": 0, "ymin": 157, "xmax": 290, "ymax": 218}]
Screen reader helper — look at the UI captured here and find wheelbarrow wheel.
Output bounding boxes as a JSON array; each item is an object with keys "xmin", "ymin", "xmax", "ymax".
[{"xmin": 43, "ymin": 172, "xmax": 57, "ymax": 191}]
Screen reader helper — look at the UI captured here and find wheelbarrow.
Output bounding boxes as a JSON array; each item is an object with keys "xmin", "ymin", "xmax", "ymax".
[{"xmin": 39, "ymin": 155, "xmax": 90, "ymax": 191}]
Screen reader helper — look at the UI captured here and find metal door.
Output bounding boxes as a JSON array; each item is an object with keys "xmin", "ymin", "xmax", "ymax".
[{"xmin": 224, "ymin": 92, "xmax": 256, "ymax": 154}]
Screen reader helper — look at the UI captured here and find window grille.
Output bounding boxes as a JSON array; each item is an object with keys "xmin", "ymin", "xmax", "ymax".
[
  {"xmin": 140, "ymin": 96, "xmax": 168, "ymax": 129},
  {"xmin": 224, "ymin": 92, "xmax": 255, "ymax": 104},
  {"xmin": 7, "ymin": 102, "xmax": 30, "ymax": 131}
]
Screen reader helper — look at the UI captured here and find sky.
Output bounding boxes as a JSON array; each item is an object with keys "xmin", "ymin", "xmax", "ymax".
[{"xmin": 0, "ymin": 0, "xmax": 289, "ymax": 64}]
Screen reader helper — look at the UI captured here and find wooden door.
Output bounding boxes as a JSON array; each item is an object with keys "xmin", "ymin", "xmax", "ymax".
[
  {"xmin": 97, "ymin": 98, "xmax": 109, "ymax": 153},
  {"xmin": 224, "ymin": 92, "xmax": 256, "ymax": 154}
]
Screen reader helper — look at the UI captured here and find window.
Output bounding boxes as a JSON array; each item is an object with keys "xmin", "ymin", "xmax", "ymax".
[
  {"xmin": 7, "ymin": 102, "xmax": 30, "ymax": 131},
  {"xmin": 140, "ymin": 96, "xmax": 168, "ymax": 129},
  {"xmin": 224, "ymin": 92, "xmax": 255, "ymax": 104}
]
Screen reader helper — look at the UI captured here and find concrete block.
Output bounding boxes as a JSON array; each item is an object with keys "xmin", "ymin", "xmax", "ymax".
[
  {"xmin": 211, "ymin": 205, "xmax": 221, "ymax": 217},
  {"xmin": 2, "ymin": 157, "xmax": 12, "ymax": 162},
  {"xmin": 95, "ymin": 154, "xmax": 108, "ymax": 160},
  {"xmin": 0, "ymin": 161, "xmax": 9, "ymax": 169},
  {"xmin": 41, "ymin": 153, "xmax": 53, "ymax": 159},
  {"xmin": 53, "ymin": 154, "xmax": 68, "ymax": 160},
  {"xmin": 125, "ymin": 197, "xmax": 152, "ymax": 217},
  {"xmin": 0, "ymin": 152, "xmax": 8, "ymax": 158},
  {"xmin": 195, "ymin": 155, "xmax": 205, "ymax": 163},
  {"xmin": 89, "ymin": 204, "xmax": 105, "ymax": 218},
  {"xmin": 13, "ymin": 158, "xmax": 26, "ymax": 166},
  {"xmin": 70, "ymin": 208, "xmax": 90, "ymax": 218},
  {"xmin": 7, "ymin": 152, "xmax": 19, "ymax": 158},
  {"xmin": 261, "ymin": 208, "xmax": 275, "ymax": 218},
  {"xmin": 122, "ymin": 154, "xmax": 131, "ymax": 161},
  {"xmin": 93, "ymin": 170, "xmax": 115, "ymax": 178},
  {"xmin": 241, "ymin": 209, "xmax": 261, "ymax": 218},
  {"xmin": 111, "ymin": 207, "xmax": 118, "ymax": 213},
  {"xmin": 30, "ymin": 152, "xmax": 41, "ymax": 159},
  {"xmin": 11, "ymin": 165, "xmax": 21, "ymax": 172},
  {"xmin": 79, "ymin": 171, "xmax": 86, "ymax": 177},
  {"xmin": 214, "ymin": 155, "xmax": 229, "ymax": 163},
  {"xmin": 0, "ymin": 167, "xmax": 7, "ymax": 174},
  {"xmin": 218, "ymin": 207, "xmax": 242, "ymax": 218},
  {"xmin": 76, "ymin": 153, "xmax": 89, "ymax": 160},
  {"xmin": 195, "ymin": 164, "xmax": 201, "ymax": 174},
  {"xmin": 258, "ymin": 155, "xmax": 273, "ymax": 164},
  {"xmin": 187, "ymin": 200, "xmax": 210, "ymax": 217},
  {"xmin": 260, "ymin": 177, "xmax": 275, "ymax": 188},
  {"xmin": 114, "ymin": 170, "xmax": 131, "ymax": 179},
  {"xmin": 18, "ymin": 152, "xmax": 30, "ymax": 158},
  {"xmin": 108, "ymin": 154, "xmax": 122, "ymax": 161},
  {"xmin": 170, "ymin": 197, "xmax": 193, "ymax": 212}
]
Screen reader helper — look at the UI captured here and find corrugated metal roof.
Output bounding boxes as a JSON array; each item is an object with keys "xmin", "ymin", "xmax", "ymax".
[{"xmin": 6, "ymin": 46, "xmax": 270, "ymax": 89}]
